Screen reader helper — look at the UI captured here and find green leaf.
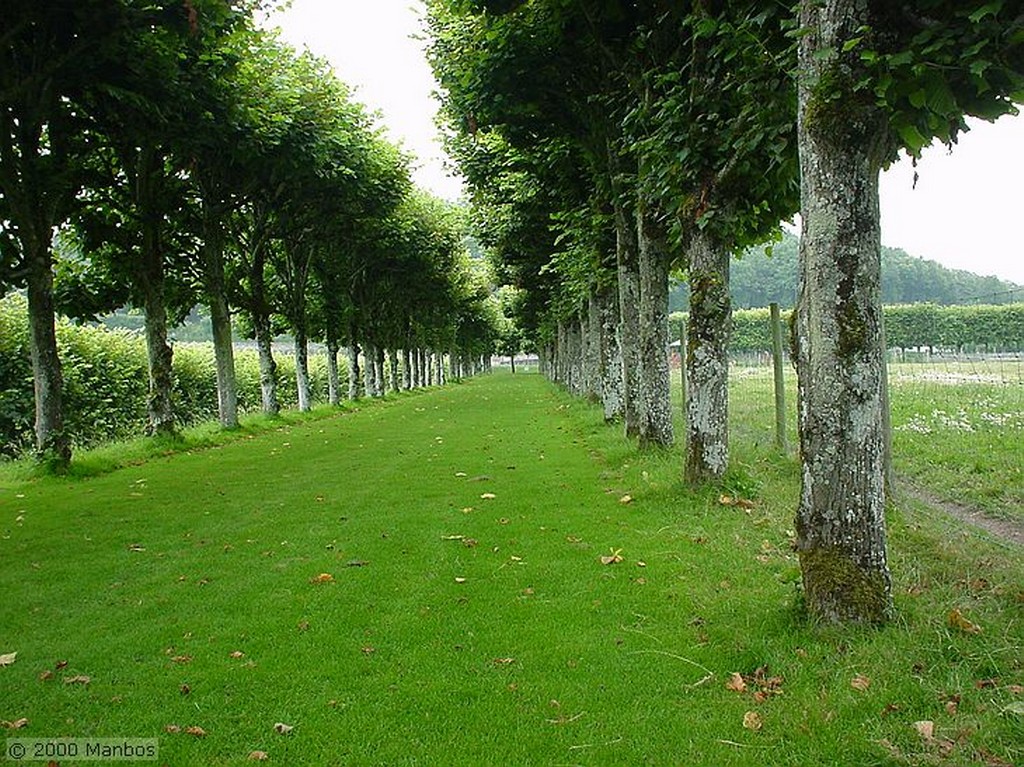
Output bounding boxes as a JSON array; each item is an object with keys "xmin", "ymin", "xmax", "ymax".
[
  {"xmin": 842, "ymin": 37, "xmax": 863, "ymax": 53},
  {"xmin": 968, "ymin": 2, "xmax": 1002, "ymax": 23},
  {"xmin": 897, "ymin": 123, "xmax": 928, "ymax": 154}
]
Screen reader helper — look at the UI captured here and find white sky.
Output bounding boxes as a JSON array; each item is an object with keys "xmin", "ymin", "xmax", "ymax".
[{"xmin": 269, "ymin": 0, "xmax": 1024, "ymax": 288}]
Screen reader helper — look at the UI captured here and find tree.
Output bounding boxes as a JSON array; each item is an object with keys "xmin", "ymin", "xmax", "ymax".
[{"xmin": 794, "ymin": 0, "xmax": 1023, "ymax": 623}]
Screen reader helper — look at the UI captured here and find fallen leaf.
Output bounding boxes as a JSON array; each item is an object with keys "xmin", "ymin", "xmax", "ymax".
[
  {"xmin": 742, "ymin": 711, "xmax": 763, "ymax": 731},
  {"xmin": 454, "ymin": 577, "xmax": 467, "ymax": 584},
  {"xmin": 39, "ymin": 670, "xmax": 53, "ymax": 681},
  {"xmin": 498, "ymin": 518, "xmax": 510, "ymax": 525},
  {"xmin": 441, "ymin": 535, "xmax": 465, "ymax": 541},
  {"xmin": 273, "ymin": 722, "xmax": 293, "ymax": 735},
  {"xmin": 345, "ymin": 559, "xmax": 369, "ymax": 567},
  {"xmin": 976, "ymin": 678, "xmax": 999, "ymax": 689},
  {"xmin": 230, "ymin": 651, "xmax": 245, "ymax": 659},
  {"xmin": 636, "ymin": 561, "xmax": 647, "ymax": 567},
  {"xmin": 55, "ymin": 660, "xmax": 68, "ymax": 670},
  {"xmin": 310, "ymin": 573, "xmax": 334, "ymax": 584},
  {"xmin": 164, "ymin": 724, "xmax": 181, "ymax": 734},
  {"xmin": 1007, "ymin": 684, "xmax": 1024, "ymax": 694},
  {"xmin": 945, "ymin": 698, "xmax": 959, "ymax": 716},
  {"xmin": 454, "ymin": 472, "xmax": 467, "ymax": 477},
  {"xmin": 185, "ymin": 726, "xmax": 207, "ymax": 738},
  {"xmin": 180, "ymin": 684, "xmax": 191, "ymax": 696},
  {"xmin": 1, "ymin": 718, "xmax": 28, "ymax": 730},
  {"xmin": 248, "ymin": 751, "xmax": 269, "ymax": 761},
  {"xmin": 948, "ymin": 608, "xmax": 982, "ymax": 635},
  {"xmin": 600, "ymin": 548, "xmax": 624, "ymax": 565},
  {"xmin": 851, "ymin": 674, "xmax": 871, "ymax": 691},
  {"xmin": 63, "ymin": 675, "xmax": 91, "ymax": 685},
  {"xmin": 480, "ymin": 493, "xmax": 497, "ymax": 500},
  {"xmin": 128, "ymin": 543, "xmax": 146, "ymax": 552},
  {"xmin": 1002, "ymin": 701, "xmax": 1024, "ymax": 717},
  {"xmin": 726, "ymin": 672, "xmax": 747, "ymax": 693},
  {"xmin": 463, "ymin": 538, "xmax": 478, "ymax": 548},
  {"xmin": 0, "ymin": 652, "xmax": 16, "ymax": 667},
  {"xmin": 361, "ymin": 646, "xmax": 375, "ymax": 655},
  {"xmin": 619, "ymin": 495, "xmax": 633, "ymax": 505},
  {"xmin": 493, "ymin": 657, "xmax": 516, "ymax": 666},
  {"xmin": 297, "ymin": 621, "xmax": 310, "ymax": 632},
  {"xmin": 913, "ymin": 720, "xmax": 935, "ymax": 742},
  {"xmin": 718, "ymin": 494, "xmax": 733, "ymax": 506},
  {"xmin": 171, "ymin": 655, "xmax": 193, "ymax": 664}
]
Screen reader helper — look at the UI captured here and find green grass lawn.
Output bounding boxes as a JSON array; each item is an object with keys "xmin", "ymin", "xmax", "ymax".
[{"xmin": 2, "ymin": 373, "xmax": 1021, "ymax": 766}]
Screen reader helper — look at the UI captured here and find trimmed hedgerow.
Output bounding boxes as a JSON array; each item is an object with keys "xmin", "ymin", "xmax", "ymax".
[{"xmin": 0, "ymin": 294, "xmax": 344, "ymax": 457}]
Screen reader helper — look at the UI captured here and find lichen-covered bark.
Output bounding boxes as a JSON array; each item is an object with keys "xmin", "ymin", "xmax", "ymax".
[
  {"xmin": 326, "ymin": 338, "xmax": 341, "ymax": 405},
  {"xmin": 389, "ymin": 349, "xmax": 400, "ymax": 392},
  {"xmin": 249, "ymin": 252, "xmax": 279, "ymax": 416},
  {"xmin": 598, "ymin": 285, "xmax": 624, "ymax": 422},
  {"xmin": 202, "ymin": 215, "xmax": 238, "ymax": 428},
  {"xmin": 139, "ymin": 223, "xmax": 176, "ymax": 437},
  {"xmin": 403, "ymin": 348, "xmax": 413, "ymax": 390},
  {"xmin": 293, "ymin": 325, "xmax": 311, "ymax": 412},
  {"xmin": 25, "ymin": 236, "xmax": 70, "ymax": 467},
  {"xmin": 347, "ymin": 339, "xmax": 362, "ymax": 400},
  {"xmin": 636, "ymin": 198, "xmax": 674, "ymax": 449},
  {"xmin": 374, "ymin": 345, "xmax": 386, "ymax": 396},
  {"xmin": 685, "ymin": 228, "xmax": 731, "ymax": 483},
  {"xmin": 613, "ymin": 191, "xmax": 642, "ymax": 439},
  {"xmin": 795, "ymin": 0, "xmax": 893, "ymax": 624}
]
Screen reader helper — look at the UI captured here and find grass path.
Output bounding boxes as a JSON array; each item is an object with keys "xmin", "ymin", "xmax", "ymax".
[{"xmin": 1, "ymin": 373, "xmax": 1022, "ymax": 766}]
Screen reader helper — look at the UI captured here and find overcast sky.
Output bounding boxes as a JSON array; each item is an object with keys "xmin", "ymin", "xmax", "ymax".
[{"xmin": 269, "ymin": 0, "xmax": 1024, "ymax": 288}]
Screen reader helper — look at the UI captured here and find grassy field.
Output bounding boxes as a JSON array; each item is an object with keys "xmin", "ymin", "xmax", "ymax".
[
  {"xmin": 1, "ymin": 372, "xmax": 1022, "ymax": 766},
  {"xmin": 725, "ymin": 362, "xmax": 1024, "ymax": 524}
]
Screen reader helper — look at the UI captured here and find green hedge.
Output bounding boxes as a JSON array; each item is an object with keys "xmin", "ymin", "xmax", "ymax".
[
  {"xmin": 669, "ymin": 303, "xmax": 1024, "ymax": 355},
  {"xmin": 1, "ymin": 294, "xmax": 344, "ymax": 458}
]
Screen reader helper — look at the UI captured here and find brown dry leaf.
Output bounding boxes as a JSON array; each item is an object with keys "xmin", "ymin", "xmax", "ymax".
[
  {"xmin": 171, "ymin": 655, "xmax": 193, "ymax": 664},
  {"xmin": 230, "ymin": 651, "xmax": 245, "ymax": 659},
  {"xmin": 948, "ymin": 608, "xmax": 982, "ymax": 635},
  {"xmin": 63, "ymin": 675, "xmax": 91, "ymax": 685},
  {"xmin": 361, "ymin": 646, "xmax": 375, "ymax": 655},
  {"xmin": 945, "ymin": 698, "xmax": 959, "ymax": 716},
  {"xmin": 185, "ymin": 726, "xmax": 207, "ymax": 738},
  {"xmin": 0, "ymin": 652, "xmax": 16, "ymax": 667},
  {"xmin": 310, "ymin": 573, "xmax": 334, "ymax": 584},
  {"xmin": 718, "ymin": 494, "xmax": 734, "ymax": 506},
  {"xmin": 600, "ymin": 548, "xmax": 624, "ymax": 566},
  {"xmin": 913, "ymin": 720, "xmax": 935, "ymax": 742},
  {"xmin": 441, "ymin": 534, "xmax": 465, "ymax": 541},
  {"xmin": 297, "ymin": 621, "xmax": 310, "ymax": 632},
  {"xmin": 248, "ymin": 751, "xmax": 269, "ymax": 762},
  {"xmin": 1, "ymin": 718, "xmax": 29, "ymax": 730},
  {"xmin": 164, "ymin": 724, "xmax": 182, "ymax": 734},
  {"xmin": 38, "ymin": 670, "xmax": 53, "ymax": 681},
  {"xmin": 180, "ymin": 684, "xmax": 191, "ymax": 696},
  {"xmin": 55, "ymin": 660, "xmax": 69, "ymax": 670},
  {"xmin": 619, "ymin": 495, "xmax": 633, "ymax": 505},
  {"xmin": 742, "ymin": 711, "xmax": 763, "ymax": 731},
  {"xmin": 493, "ymin": 657, "xmax": 516, "ymax": 666},
  {"xmin": 273, "ymin": 722, "xmax": 293, "ymax": 735},
  {"xmin": 1007, "ymin": 684, "xmax": 1024, "ymax": 695},
  {"xmin": 463, "ymin": 538, "xmax": 478, "ymax": 548},
  {"xmin": 480, "ymin": 493, "xmax": 497, "ymax": 500},
  {"xmin": 851, "ymin": 674, "xmax": 871, "ymax": 691},
  {"xmin": 975, "ymin": 678, "xmax": 999, "ymax": 689},
  {"xmin": 726, "ymin": 672, "xmax": 747, "ymax": 693}
]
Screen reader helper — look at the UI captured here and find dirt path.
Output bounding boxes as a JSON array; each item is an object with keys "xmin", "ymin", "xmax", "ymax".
[{"xmin": 902, "ymin": 483, "xmax": 1024, "ymax": 547}]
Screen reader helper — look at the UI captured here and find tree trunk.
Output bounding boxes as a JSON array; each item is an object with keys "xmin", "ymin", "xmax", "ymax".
[
  {"xmin": 598, "ymin": 285, "xmax": 624, "ymax": 423},
  {"xmin": 685, "ymin": 228, "xmax": 730, "ymax": 483},
  {"xmin": 403, "ymin": 348, "xmax": 413, "ymax": 389},
  {"xmin": 253, "ymin": 311, "xmax": 279, "ymax": 416},
  {"xmin": 364, "ymin": 342, "xmax": 377, "ymax": 398},
  {"xmin": 374, "ymin": 345, "xmax": 386, "ymax": 396},
  {"xmin": 25, "ymin": 236, "xmax": 70, "ymax": 467},
  {"xmin": 388, "ymin": 348, "xmax": 400, "ymax": 392},
  {"xmin": 636, "ymin": 197, "xmax": 673, "ymax": 448},
  {"xmin": 794, "ymin": 0, "xmax": 892, "ymax": 624},
  {"xmin": 612, "ymin": 168, "xmax": 642, "ymax": 438},
  {"xmin": 202, "ymin": 213, "xmax": 238, "ymax": 429},
  {"xmin": 139, "ymin": 222, "xmax": 176, "ymax": 437},
  {"xmin": 294, "ymin": 325, "xmax": 311, "ymax": 412},
  {"xmin": 326, "ymin": 338, "xmax": 341, "ymax": 405},
  {"xmin": 347, "ymin": 342, "xmax": 361, "ymax": 401}
]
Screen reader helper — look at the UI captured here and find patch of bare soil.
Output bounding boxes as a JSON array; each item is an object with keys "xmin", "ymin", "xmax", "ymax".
[{"xmin": 902, "ymin": 483, "xmax": 1024, "ymax": 547}]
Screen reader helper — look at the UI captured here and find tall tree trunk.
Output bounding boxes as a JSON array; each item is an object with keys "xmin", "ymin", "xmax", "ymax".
[
  {"xmin": 636, "ymin": 197, "xmax": 673, "ymax": 448},
  {"xmin": 403, "ymin": 348, "xmax": 413, "ymax": 389},
  {"xmin": 253, "ymin": 311, "xmax": 278, "ymax": 416},
  {"xmin": 794, "ymin": 0, "xmax": 892, "ymax": 624},
  {"xmin": 611, "ymin": 164, "xmax": 642, "ymax": 438},
  {"xmin": 326, "ymin": 338, "xmax": 341, "ymax": 405},
  {"xmin": 685, "ymin": 228, "xmax": 730, "ymax": 483},
  {"xmin": 374, "ymin": 346, "xmax": 386, "ymax": 396},
  {"xmin": 388, "ymin": 348, "xmax": 400, "ymax": 393},
  {"xmin": 25, "ymin": 234, "xmax": 70, "ymax": 467},
  {"xmin": 294, "ymin": 324, "xmax": 311, "ymax": 412},
  {"xmin": 201, "ymin": 206, "xmax": 238, "ymax": 429},
  {"xmin": 347, "ymin": 342, "xmax": 361, "ymax": 401},
  {"xmin": 364, "ymin": 342, "xmax": 377, "ymax": 398},
  {"xmin": 598, "ymin": 285, "xmax": 624, "ymax": 423},
  {"xmin": 139, "ymin": 219, "xmax": 175, "ymax": 437}
]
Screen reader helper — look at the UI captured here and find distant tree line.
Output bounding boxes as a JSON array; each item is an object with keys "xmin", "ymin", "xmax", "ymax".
[{"xmin": 669, "ymin": 230, "xmax": 1022, "ymax": 311}]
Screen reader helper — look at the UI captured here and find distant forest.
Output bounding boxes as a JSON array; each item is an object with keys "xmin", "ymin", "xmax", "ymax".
[{"xmin": 670, "ymin": 230, "xmax": 1022, "ymax": 311}]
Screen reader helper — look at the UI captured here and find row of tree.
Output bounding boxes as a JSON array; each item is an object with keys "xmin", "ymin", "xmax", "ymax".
[
  {"xmin": 1, "ymin": 1, "xmax": 501, "ymax": 467},
  {"xmin": 425, "ymin": 0, "xmax": 1023, "ymax": 623}
]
